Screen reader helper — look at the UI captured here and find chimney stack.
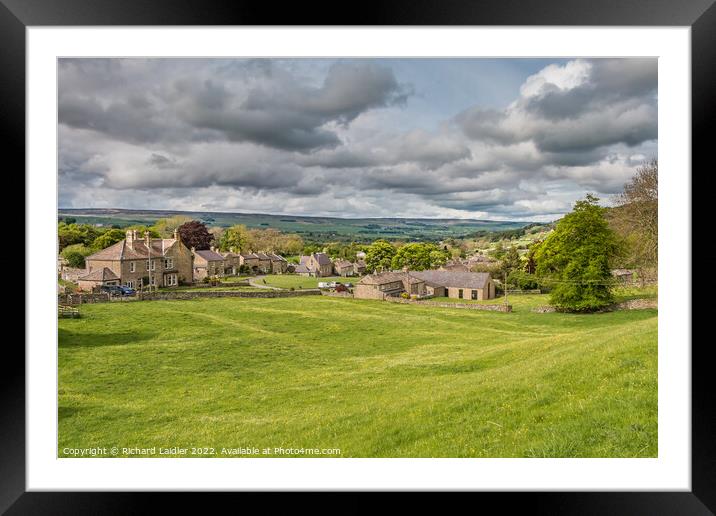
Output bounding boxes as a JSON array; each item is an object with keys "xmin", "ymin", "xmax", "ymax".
[
  {"xmin": 126, "ymin": 229, "xmax": 134, "ymax": 249},
  {"xmin": 173, "ymin": 229, "xmax": 179, "ymax": 241},
  {"xmin": 144, "ymin": 231, "xmax": 151, "ymax": 246}
]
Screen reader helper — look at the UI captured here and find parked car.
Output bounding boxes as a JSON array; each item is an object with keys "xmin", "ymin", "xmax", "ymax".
[{"xmin": 100, "ymin": 285, "xmax": 135, "ymax": 296}]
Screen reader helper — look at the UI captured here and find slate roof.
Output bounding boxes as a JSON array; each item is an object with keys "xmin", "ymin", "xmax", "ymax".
[
  {"xmin": 440, "ymin": 262, "xmax": 470, "ymax": 272},
  {"xmin": 78, "ymin": 267, "xmax": 119, "ymax": 282},
  {"xmin": 468, "ymin": 254, "xmax": 497, "ymax": 263},
  {"xmin": 294, "ymin": 263, "xmax": 310, "ymax": 273},
  {"xmin": 194, "ymin": 249, "xmax": 225, "ymax": 262},
  {"xmin": 313, "ymin": 252, "xmax": 332, "ymax": 265},
  {"xmin": 333, "ymin": 259, "xmax": 353, "ymax": 269},
  {"xmin": 86, "ymin": 239, "xmax": 179, "ymax": 261},
  {"xmin": 254, "ymin": 252, "xmax": 271, "ymax": 261},
  {"xmin": 409, "ymin": 270, "xmax": 491, "ymax": 289},
  {"xmin": 358, "ymin": 272, "xmax": 409, "ymax": 285}
]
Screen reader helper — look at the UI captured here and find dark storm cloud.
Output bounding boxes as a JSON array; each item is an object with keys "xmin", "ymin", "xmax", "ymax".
[
  {"xmin": 59, "ymin": 59, "xmax": 411, "ymax": 153},
  {"xmin": 178, "ymin": 61, "xmax": 411, "ymax": 152},
  {"xmin": 58, "ymin": 58, "xmax": 658, "ymax": 220}
]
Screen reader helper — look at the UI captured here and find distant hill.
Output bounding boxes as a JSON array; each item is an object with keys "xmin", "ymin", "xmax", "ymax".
[{"xmin": 58, "ymin": 208, "xmax": 535, "ymax": 243}]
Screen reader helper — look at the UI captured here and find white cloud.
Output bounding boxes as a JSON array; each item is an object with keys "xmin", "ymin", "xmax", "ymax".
[{"xmin": 58, "ymin": 58, "xmax": 657, "ymax": 221}]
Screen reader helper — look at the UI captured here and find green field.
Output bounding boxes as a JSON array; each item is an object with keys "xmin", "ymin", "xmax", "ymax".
[{"xmin": 58, "ymin": 296, "xmax": 657, "ymax": 458}]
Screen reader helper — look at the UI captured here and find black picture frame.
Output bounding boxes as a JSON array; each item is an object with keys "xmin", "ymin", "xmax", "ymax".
[{"xmin": 5, "ymin": 0, "xmax": 712, "ymax": 511}]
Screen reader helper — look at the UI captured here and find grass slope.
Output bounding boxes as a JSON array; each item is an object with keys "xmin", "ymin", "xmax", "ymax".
[{"xmin": 58, "ymin": 296, "xmax": 657, "ymax": 458}]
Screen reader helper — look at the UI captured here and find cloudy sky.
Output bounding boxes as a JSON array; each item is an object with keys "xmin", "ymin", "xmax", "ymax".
[{"xmin": 58, "ymin": 57, "xmax": 657, "ymax": 222}]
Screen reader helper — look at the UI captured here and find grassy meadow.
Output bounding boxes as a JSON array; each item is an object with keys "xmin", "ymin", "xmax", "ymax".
[{"xmin": 58, "ymin": 295, "xmax": 657, "ymax": 458}]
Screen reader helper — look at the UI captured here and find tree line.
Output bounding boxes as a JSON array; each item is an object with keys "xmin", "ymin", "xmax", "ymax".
[{"xmin": 489, "ymin": 160, "xmax": 658, "ymax": 311}]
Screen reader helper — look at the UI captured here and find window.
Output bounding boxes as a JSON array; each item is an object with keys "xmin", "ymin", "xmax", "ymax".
[
  {"xmin": 126, "ymin": 280, "xmax": 134, "ymax": 288},
  {"xmin": 471, "ymin": 289, "xmax": 477, "ymax": 300},
  {"xmin": 146, "ymin": 260, "xmax": 150, "ymax": 271},
  {"xmin": 165, "ymin": 258, "xmax": 174, "ymax": 269},
  {"xmin": 458, "ymin": 289, "xmax": 463, "ymax": 299},
  {"xmin": 149, "ymin": 276, "xmax": 156, "ymax": 286},
  {"xmin": 129, "ymin": 262, "xmax": 135, "ymax": 272},
  {"xmin": 165, "ymin": 274, "xmax": 178, "ymax": 286}
]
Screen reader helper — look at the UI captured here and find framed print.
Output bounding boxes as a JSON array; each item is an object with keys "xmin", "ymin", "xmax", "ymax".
[{"xmin": 6, "ymin": 0, "xmax": 714, "ymax": 511}]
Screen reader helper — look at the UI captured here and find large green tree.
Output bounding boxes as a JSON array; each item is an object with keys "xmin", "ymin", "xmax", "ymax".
[
  {"xmin": 534, "ymin": 194, "xmax": 620, "ymax": 312},
  {"xmin": 57, "ymin": 222, "xmax": 101, "ymax": 250},
  {"xmin": 91, "ymin": 229, "xmax": 126, "ymax": 250},
  {"xmin": 365, "ymin": 240, "xmax": 396, "ymax": 272},
  {"xmin": 500, "ymin": 245, "xmax": 522, "ymax": 278},
  {"xmin": 390, "ymin": 243, "xmax": 450, "ymax": 271},
  {"xmin": 218, "ymin": 224, "xmax": 250, "ymax": 252}
]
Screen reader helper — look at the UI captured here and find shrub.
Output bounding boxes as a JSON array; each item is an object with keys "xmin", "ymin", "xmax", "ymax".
[
  {"xmin": 60, "ymin": 243, "xmax": 94, "ymax": 269},
  {"xmin": 400, "ymin": 292, "xmax": 410, "ymax": 299},
  {"xmin": 507, "ymin": 270, "xmax": 540, "ymax": 290}
]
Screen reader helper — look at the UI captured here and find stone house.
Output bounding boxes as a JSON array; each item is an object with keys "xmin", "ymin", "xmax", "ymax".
[
  {"xmin": 82, "ymin": 229, "xmax": 193, "ymax": 290},
  {"xmin": 267, "ymin": 253, "xmax": 288, "ymax": 274},
  {"xmin": 77, "ymin": 267, "xmax": 121, "ymax": 292},
  {"xmin": 354, "ymin": 259, "xmax": 367, "ymax": 275},
  {"xmin": 410, "ymin": 270, "xmax": 495, "ymax": 300},
  {"xmin": 333, "ymin": 259, "xmax": 355, "ymax": 277},
  {"xmin": 354, "ymin": 272, "xmax": 428, "ymax": 300},
  {"xmin": 298, "ymin": 252, "xmax": 334, "ymax": 277},
  {"xmin": 440, "ymin": 260, "xmax": 470, "ymax": 272},
  {"xmin": 239, "ymin": 253, "xmax": 260, "ymax": 272},
  {"xmin": 354, "ymin": 270, "xmax": 495, "ymax": 301},
  {"xmin": 295, "ymin": 257, "xmax": 311, "ymax": 276},
  {"xmin": 193, "ymin": 247, "xmax": 226, "ymax": 281},
  {"xmin": 220, "ymin": 249, "xmax": 242, "ymax": 275},
  {"xmin": 60, "ymin": 266, "xmax": 86, "ymax": 283},
  {"xmin": 254, "ymin": 253, "xmax": 273, "ymax": 274}
]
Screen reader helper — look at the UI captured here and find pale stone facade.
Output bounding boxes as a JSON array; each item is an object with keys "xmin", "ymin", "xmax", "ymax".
[{"xmin": 82, "ymin": 229, "xmax": 193, "ymax": 290}]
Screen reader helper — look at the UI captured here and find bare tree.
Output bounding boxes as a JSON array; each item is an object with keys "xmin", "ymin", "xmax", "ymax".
[{"xmin": 611, "ymin": 159, "xmax": 658, "ymax": 276}]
